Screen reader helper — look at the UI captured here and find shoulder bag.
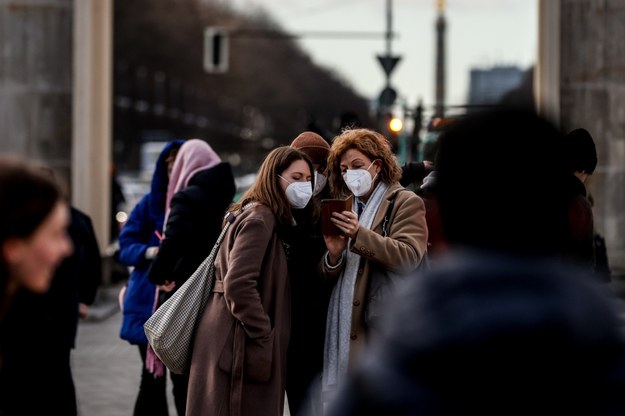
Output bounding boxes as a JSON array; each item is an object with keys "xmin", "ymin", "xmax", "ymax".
[{"xmin": 143, "ymin": 211, "xmax": 237, "ymax": 374}]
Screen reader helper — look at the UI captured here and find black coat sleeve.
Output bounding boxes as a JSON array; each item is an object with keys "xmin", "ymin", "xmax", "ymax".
[
  {"xmin": 147, "ymin": 188, "xmax": 224, "ymax": 286},
  {"xmin": 400, "ymin": 162, "xmax": 429, "ymax": 187},
  {"xmin": 71, "ymin": 208, "xmax": 102, "ymax": 306}
]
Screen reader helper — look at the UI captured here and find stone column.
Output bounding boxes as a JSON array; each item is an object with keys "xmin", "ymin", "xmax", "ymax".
[
  {"xmin": 535, "ymin": 0, "xmax": 560, "ymax": 125},
  {"xmin": 72, "ymin": 0, "xmax": 112, "ymax": 250},
  {"xmin": 0, "ymin": 0, "xmax": 73, "ymax": 182},
  {"xmin": 537, "ymin": 0, "xmax": 625, "ymax": 273}
]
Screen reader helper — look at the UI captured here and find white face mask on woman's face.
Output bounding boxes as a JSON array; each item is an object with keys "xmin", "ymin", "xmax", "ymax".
[
  {"xmin": 279, "ymin": 175, "xmax": 313, "ymax": 209},
  {"xmin": 342, "ymin": 160, "xmax": 378, "ymax": 197},
  {"xmin": 313, "ymin": 171, "xmax": 327, "ymax": 196}
]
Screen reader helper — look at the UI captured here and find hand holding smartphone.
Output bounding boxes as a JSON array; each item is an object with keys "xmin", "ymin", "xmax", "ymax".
[{"xmin": 321, "ymin": 196, "xmax": 353, "ymax": 236}]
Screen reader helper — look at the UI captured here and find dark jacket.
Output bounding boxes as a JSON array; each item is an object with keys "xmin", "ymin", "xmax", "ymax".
[
  {"xmin": 118, "ymin": 140, "xmax": 183, "ymax": 345},
  {"xmin": 147, "ymin": 162, "xmax": 236, "ymax": 291},
  {"xmin": 284, "ymin": 204, "xmax": 332, "ymax": 415},
  {"xmin": 562, "ymin": 174, "xmax": 596, "ymax": 274},
  {"xmin": 400, "ymin": 161, "xmax": 433, "ymax": 187},
  {"xmin": 328, "ymin": 250, "xmax": 625, "ymax": 416},
  {"xmin": 416, "ymin": 171, "xmax": 445, "ymax": 257}
]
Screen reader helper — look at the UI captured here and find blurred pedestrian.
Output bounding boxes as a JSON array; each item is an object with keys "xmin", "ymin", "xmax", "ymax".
[
  {"xmin": 415, "ymin": 170, "xmax": 446, "ymax": 258},
  {"xmin": 147, "ymin": 138, "xmax": 236, "ymax": 415},
  {"xmin": 186, "ymin": 146, "xmax": 313, "ymax": 416},
  {"xmin": 561, "ymin": 127, "xmax": 603, "ymax": 280},
  {"xmin": 0, "ymin": 157, "xmax": 73, "ymax": 415},
  {"xmin": 7, "ymin": 204, "xmax": 102, "ymax": 415},
  {"xmin": 286, "ymin": 132, "xmax": 333, "ymax": 416},
  {"xmin": 321, "ymin": 128, "xmax": 428, "ymax": 410},
  {"xmin": 326, "ymin": 108, "xmax": 625, "ymax": 416},
  {"xmin": 118, "ymin": 139, "xmax": 183, "ymax": 416},
  {"xmin": 399, "ymin": 159, "xmax": 434, "ymax": 188}
]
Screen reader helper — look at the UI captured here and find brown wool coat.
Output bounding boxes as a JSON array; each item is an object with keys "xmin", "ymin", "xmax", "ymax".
[
  {"xmin": 187, "ymin": 204, "xmax": 290, "ymax": 416},
  {"xmin": 323, "ymin": 183, "xmax": 428, "ymax": 366}
]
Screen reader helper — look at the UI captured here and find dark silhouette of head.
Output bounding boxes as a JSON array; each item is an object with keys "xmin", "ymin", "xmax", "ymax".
[
  {"xmin": 435, "ymin": 108, "xmax": 568, "ymax": 256},
  {"xmin": 563, "ymin": 127, "xmax": 597, "ymax": 174}
]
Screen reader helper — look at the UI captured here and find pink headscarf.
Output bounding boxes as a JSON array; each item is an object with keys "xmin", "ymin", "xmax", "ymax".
[{"xmin": 164, "ymin": 138, "xmax": 221, "ymax": 223}]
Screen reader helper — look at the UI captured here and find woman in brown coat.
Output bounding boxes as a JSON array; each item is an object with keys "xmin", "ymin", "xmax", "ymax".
[
  {"xmin": 186, "ymin": 147, "xmax": 315, "ymax": 416},
  {"xmin": 321, "ymin": 128, "xmax": 428, "ymax": 410}
]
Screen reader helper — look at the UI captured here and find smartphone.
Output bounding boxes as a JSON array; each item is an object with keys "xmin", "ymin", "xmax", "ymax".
[{"xmin": 321, "ymin": 196, "xmax": 353, "ymax": 236}]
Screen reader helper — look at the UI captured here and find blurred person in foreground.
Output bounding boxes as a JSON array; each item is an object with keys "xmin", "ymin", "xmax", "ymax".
[
  {"xmin": 118, "ymin": 139, "xmax": 183, "ymax": 415},
  {"xmin": 0, "ymin": 157, "xmax": 73, "ymax": 415},
  {"xmin": 326, "ymin": 109, "xmax": 625, "ymax": 416},
  {"xmin": 186, "ymin": 147, "xmax": 314, "ymax": 415},
  {"xmin": 286, "ymin": 132, "xmax": 333, "ymax": 416},
  {"xmin": 321, "ymin": 128, "xmax": 428, "ymax": 410},
  {"xmin": 10, "ymin": 200, "xmax": 102, "ymax": 415}
]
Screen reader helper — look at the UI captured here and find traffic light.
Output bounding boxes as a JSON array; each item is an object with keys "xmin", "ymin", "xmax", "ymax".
[
  {"xmin": 389, "ymin": 116, "xmax": 403, "ymax": 133},
  {"xmin": 381, "ymin": 113, "xmax": 400, "ymax": 153},
  {"xmin": 204, "ymin": 27, "xmax": 229, "ymax": 73}
]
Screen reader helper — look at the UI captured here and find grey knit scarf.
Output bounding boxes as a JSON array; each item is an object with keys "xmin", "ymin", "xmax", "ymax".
[{"xmin": 322, "ymin": 182, "xmax": 389, "ymax": 412}]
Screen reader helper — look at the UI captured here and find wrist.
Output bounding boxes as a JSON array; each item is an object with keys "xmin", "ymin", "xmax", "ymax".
[{"xmin": 324, "ymin": 251, "xmax": 343, "ymax": 270}]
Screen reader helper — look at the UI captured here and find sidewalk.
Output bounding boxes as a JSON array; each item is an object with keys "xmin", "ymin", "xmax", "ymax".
[
  {"xmin": 72, "ymin": 283, "xmax": 178, "ymax": 415},
  {"xmin": 72, "ymin": 284, "xmax": 291, "ymax": 415}
]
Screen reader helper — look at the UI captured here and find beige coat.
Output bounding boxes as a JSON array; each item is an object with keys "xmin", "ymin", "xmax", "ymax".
[
  {"xmin": 187, "ymin": 204, "xmax": 290, "ymax": 416},
  {"xmin": 323, "ymin": 183, "xmax": 428, "ymax": 366}
]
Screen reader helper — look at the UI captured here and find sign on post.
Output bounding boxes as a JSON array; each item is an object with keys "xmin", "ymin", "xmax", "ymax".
[
  {"xmin": 204, "ymin": 27, "xmax": 229, "ymax": 73},
  {"xmin": 378, "ymin": 86, "xmax": 397, "ymax": 107}
]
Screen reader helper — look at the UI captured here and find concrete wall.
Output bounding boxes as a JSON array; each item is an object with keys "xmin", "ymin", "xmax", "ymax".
[
  {"xmin": 538, "ymin": 0, "xmax": 625, "ymax": 273},
  {"xmin": 0, "ymin": 0, "xmax": 73, "ymax": 186}
]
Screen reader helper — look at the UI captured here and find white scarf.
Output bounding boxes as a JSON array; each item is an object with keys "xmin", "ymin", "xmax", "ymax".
[{"xmin": 322, "ymin": 181, "xmax": 389, "ymax": 411}]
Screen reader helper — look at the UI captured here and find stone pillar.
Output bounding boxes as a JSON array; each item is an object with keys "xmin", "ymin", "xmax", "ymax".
[
  {"xmin": 537, "ymin": 0, "xmax": 625, "ymax": 273},
  {"xmin": 0, "ymin": 0, "xmax": 73, "ymax": 183},
  {"xmin": 535, "ymin": 0, "xmax": 560, "ymax": 125},
  {"xmin": 72, "ymin": 0, "xmax": 112, "ymax": 250}
]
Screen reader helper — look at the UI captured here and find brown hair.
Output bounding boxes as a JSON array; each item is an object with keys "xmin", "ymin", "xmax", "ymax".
[
  {"xmin": 327, "ymin": 128, "xmax": 402, "ymax": 197},
  {"xmin": 230, "ymin": 147, "xmax": 314, "ymax": 224}
]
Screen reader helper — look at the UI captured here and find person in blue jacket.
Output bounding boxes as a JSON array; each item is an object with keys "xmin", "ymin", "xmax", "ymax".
[{"xmin": 118, "ymin": 139, "xmax": 183, "ymax": 416}]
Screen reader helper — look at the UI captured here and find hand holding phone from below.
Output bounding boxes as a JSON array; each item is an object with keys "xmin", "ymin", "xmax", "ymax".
[{"xmin": 321, "ymin": 196, "xmax": 353, "ymax": 236}]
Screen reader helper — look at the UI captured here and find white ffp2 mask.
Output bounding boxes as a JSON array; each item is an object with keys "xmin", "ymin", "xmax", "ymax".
[
  {"xmin": 279, "ymin": 176, "xmax": 313, "ymax": 209},
  {"xmin": 342, "ymin": 160, "xmax": 378, "ymax": 197}
]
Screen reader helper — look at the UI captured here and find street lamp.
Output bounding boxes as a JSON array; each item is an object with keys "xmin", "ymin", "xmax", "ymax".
[{"xmin": 389, "ymin": 116, "xmax": 403, "ymax": 133}]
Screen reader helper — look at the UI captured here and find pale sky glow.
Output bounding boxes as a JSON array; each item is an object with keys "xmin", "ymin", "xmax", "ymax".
[{"xmin": 232, "ymin": 0, "xmax": 537, "ymax": 114}]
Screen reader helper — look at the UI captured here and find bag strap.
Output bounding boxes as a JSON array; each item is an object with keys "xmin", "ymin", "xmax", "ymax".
[
  {"xmin": 381, "ymin": 188, "xmax": 408, "ymax": 237},
  {"xmin": 209, "ymin": 213, "xmax": 235, "ymax": 258},
  {"xmin": 210, "ymin": 202, "xmax": 257, "ymax": 262}
]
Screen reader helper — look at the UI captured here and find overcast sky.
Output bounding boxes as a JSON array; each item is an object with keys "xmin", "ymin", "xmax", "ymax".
[{"xmin": 231, "ymin": 0, "xmax": 537, "ymax": 116}]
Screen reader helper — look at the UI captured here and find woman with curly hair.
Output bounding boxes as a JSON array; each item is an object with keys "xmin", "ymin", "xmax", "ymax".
[{"xmin": 320, "ymin": 128, "xmax": 428, "ymax": 409}]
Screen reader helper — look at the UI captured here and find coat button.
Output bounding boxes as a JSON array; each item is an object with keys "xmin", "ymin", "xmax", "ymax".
[
  {"xmin": 350, "ymin": 334, "xmax": 358, "ymax": 340},
  {"xmin": 357, "ymin": 268, "xmax": 364, "ymax": 275},
  {"xmin": 353, "ymin": 300, "xmax": 361, "ymax": 306}
]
